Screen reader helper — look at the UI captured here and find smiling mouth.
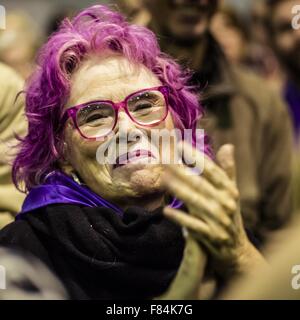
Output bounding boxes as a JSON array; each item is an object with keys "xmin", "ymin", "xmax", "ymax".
[{"xmin": 114, "ymin": 150, "xmax": 156, "ymax": 169}]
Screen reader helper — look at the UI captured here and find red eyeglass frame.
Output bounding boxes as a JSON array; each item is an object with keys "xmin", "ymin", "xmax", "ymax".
[{"xmin": 62, "ymin": 85, "xmax": 170, "ymax": 141}]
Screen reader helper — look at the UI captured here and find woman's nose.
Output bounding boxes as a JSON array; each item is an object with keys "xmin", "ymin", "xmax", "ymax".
[
  {"xmin": 117, "ymin": 110, "xmax": 137, "ymax": 132},
  {"xmin": 115, "ymin": 111, "xmax": 143, "ymax": 145}
]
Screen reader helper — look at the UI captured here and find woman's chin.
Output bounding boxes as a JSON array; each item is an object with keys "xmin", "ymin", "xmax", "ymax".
[{"xmin": 113, "ymin": 164, "xmax": 164, "ymax": 195}]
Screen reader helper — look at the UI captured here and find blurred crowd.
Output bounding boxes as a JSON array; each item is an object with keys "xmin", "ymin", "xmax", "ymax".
[{"xmin": 1, "ymin": 0, "xmax": 300, "ymax": 299}]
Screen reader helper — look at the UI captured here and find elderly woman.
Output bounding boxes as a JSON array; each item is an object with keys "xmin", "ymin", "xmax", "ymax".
[{"xmin": 0, "ymin": 5, "xmax": 265, "ymax": 300}]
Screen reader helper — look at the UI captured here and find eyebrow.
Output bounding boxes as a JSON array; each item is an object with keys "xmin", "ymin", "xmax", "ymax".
[
  {"xmin": 67, "ymin": 96, "xmax": 111, "ymax": 109},
  {"xmin": 69, "ymin": 86, "xmax": 160, "ymax": 108},
  {"xmin": 84, "ymin": 96, "xmax": 110, "ymax": 102}
]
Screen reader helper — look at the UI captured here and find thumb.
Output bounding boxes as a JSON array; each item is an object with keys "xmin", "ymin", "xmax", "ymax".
[{"xmin": 216, "ymin": 144, "xmax": 236, "ymax": 183}]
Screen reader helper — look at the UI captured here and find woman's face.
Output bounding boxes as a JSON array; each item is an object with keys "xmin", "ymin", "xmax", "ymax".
[
  {"xmin": 210, "ymin": 12, "xmax": 245, "ymax": 64},
  {"xmin": 62, "ymin": 55, "xmax": 176, "ymax": 205}
]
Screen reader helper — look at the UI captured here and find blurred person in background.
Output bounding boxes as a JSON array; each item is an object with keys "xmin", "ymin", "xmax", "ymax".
[
  {"xmin": 0, "ymin": 247, "xmax": 67, "ymax": 299},
  {"xmin": 248, "ymin": 0, "xmax": 282, "ymax": 91},
  {"xmin": 267, "ymin": 0, "xmax": 300, "ymax": 212},
  {"xmin": 267, "ymin": 0, "xmax": 300, "ymax": 140},
  {"xmin": 210, "ymin": 6, "xmax": 249, "ymax": 65},
  {"xmin": 145, "ymin": 0, "xmax": 293, "ymax": 245},
  {"xmin": 252, "ymin": 0, "xmax": 270, "ymax": 46},
  {"xmin": 0, "ymin": 11, "xmax": 41, "ymax": 79},
  {"xmin": 0, "ymin": 63, "xmax": 26, "ymax": 229},
  {"xmin": 210, "ymin": 3, "xmax": 282, "ymax": 91}
]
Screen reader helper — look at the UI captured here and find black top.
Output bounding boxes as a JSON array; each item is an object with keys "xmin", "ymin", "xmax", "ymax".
[{"xmin": 0, "ymin": 204, "xmax": 185, "ymax": 300}]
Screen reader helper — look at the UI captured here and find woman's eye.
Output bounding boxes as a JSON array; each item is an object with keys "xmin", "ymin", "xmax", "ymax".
[
  {"xmin": 133, "ymin": 103, "xmax": 153, "ymax": 112},
  {"xmin": 85, "ymin": 113, "xmax": 106, "ymax": 123}
]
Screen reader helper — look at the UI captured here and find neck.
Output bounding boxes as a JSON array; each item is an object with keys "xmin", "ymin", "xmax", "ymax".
[{"xmin": 116, "ymin": 192, "xmax": 167, "ymax": 212}]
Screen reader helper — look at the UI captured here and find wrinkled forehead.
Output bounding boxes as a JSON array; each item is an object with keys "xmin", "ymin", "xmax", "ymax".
[{"xmin": 67, "ymin": 54, "xmax": 161, "ymax": 107}]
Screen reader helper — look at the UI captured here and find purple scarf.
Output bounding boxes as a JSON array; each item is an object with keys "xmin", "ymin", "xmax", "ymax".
[{"xmin": 17, "ymin": 171, "xmax": 182, "ymax": 220}]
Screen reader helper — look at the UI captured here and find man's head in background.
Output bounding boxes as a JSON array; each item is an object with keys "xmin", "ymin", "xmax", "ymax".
[
  {"xmin": 210, "ymin": 6, "xmax": 249, "ymax": 64},
  {"xmin": 267, "ymin": 0, "xmax": 300, "ymax": 81},
  {"xmin": 145, "ymin": 0, "xmax": 218, "ymax": 42}
]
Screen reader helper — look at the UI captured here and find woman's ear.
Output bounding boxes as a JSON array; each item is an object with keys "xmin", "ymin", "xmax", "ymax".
[{"xmin": 58, "ymin": 142, "xmax": 74, "ymax": 175}]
